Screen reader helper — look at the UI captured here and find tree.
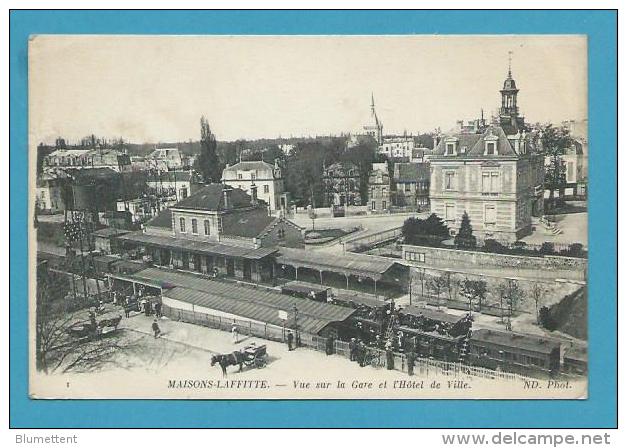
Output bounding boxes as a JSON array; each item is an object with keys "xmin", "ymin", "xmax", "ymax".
[
  {"xmin": 460, "ymin": 278, "xmax": 487, "ymax": 314},
  {"xmin": 538, "ymin": 306, "xmax": 558, "ymax": 331},
  {"xmin": 413, "ymin": 267, "xmax": 427, "ymax": 302},
  {"xmin": 427, "ymin": 274, "xmax": 448, "ymax": 303},
  {"xmin": 501, "ymin": 279, "xmax": 524, "ymax": 331},
  {"xmin": 401, "ymin": 214, "xmax": 450, "ymax": 246},
  {"xmin": 454, "ymin": 211, "xmax": 477, "ymax": 249},
  {"xmin": 36, "ymin": 264, "xmax": 137, "ymax": 374},
  {"xmin": 194, "ymin": 116, "xmax": 222, "ymax": 183},
  {"xmin": 541, "ymin": 124, "xmax": 574, "ymax": 211},
  {"xmin": 530, "ymin": 283, "xmax": 546, "ymax": 324}
]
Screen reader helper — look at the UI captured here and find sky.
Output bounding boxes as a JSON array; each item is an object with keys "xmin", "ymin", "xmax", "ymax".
[{"xmin": 29, "ymin": 35, "xmax": 587, "ymax": 144}]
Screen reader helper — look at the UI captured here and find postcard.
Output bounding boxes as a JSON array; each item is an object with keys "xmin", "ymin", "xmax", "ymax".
[{"xmin": 29, "ymin": 35, "xmax": 588, "ymax": 399}]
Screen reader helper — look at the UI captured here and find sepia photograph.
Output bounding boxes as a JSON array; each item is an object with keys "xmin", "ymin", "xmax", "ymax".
[{"xmin": 28, "ymin": 34, "xmax": 589, "ymax": 399}]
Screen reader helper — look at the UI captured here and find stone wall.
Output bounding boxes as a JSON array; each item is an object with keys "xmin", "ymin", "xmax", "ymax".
[{"xmin": 402, "ymin": 244, "xmax": 587, "ymax": 281}]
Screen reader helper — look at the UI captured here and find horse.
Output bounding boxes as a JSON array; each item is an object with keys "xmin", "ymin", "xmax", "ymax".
[{"xmin": 211, "ymin": 351, "xmax": 245, "ymax": 377}]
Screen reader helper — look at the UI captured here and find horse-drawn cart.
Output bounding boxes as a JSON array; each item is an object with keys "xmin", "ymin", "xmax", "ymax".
[
  {"xmin": 66, "ymin": 313, "xmax": 122, "ymax": 341},
  {"xmin": 242, "ymin": 344, "xmax": 267, "ymax": 368}
]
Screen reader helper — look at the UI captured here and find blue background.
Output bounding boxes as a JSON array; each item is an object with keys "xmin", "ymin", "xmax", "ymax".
[{"xmin": 9, "ymin": 10, "xmax": 617, "ymax": 428}]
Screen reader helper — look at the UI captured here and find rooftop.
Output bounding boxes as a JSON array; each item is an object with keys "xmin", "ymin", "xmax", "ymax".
[
  {"xmin": 91, "ymin": 227, "xmax": 130, "ymax": 238},
  {"xmin": 145, "ymin": 208, "xmax": 173, "ymax": 229},
  {"xmin": 116, "ymin": 231, "xmax": 278, "ymax": 260},
  {"xmin": 471, "ymin": 328, "xmax": 561, "ymax": 354},
  {"xmin": 223, "ymin": 160, "xmax": 275, "ymax": 173},
  {"xmin": 275, "ymin": 247, "xmax": 402, "ymax": 280},
  {"xmin": 111, "ymin": 267, "xmax": 355, "ymax": 334},
  {"xmin": 393, "ymin": 162, "xmax": 430, "ymax": 183},
  {"xmin": 433, "ymin": 125, "xmax": 528, "ymax": 159},
  {"xmin": 172, "ymin": 183, "xmax": 254, "ymax": 212}
]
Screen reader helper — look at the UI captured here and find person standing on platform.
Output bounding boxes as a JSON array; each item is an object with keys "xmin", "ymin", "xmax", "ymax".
[
  {"xmin": 232, "ymin": 324, "xmax": 239, "ymax": 344},
  {"xmin": 287, "ymin": 330, "xmax": 294, "ymax": 351},
  {"xmin": 152, "ymin": 319, "xmax": 161, "ymax": 338},
  {"xmin": 406, "ymin": 350, "xmax": 416, "ymax": 376}
]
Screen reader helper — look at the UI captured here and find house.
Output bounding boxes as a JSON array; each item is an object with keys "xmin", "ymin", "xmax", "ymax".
[
  {"xmin": 378, "ymin": 135, "xmax": 415, "ymax": 159},
  {"xmin": 410, "ymin": 147, "xmax": 434, "ymax": 164},
  {"xmin": 146, "ymin": 170, "xmax": 203, "ymax": 203},
  {"xmin": 428, "ymin": 66, "xmax": 544, "ymax": 243},
  {"xmin": 91, "ymin": 228, "xmax": 129, "ymax": 254},
  {"xmin": 116, "ymin": 198, "xmax": 156, "ymax": 224},
  {"xmin": 367, "ymin": 163, "xmax": 391, "ymax": 212},
  {"xmin": 115, "ymin": 184, "xmax": 304, "ymax": 283},
  {"xmin": 392, "ymin": 162, "xmax": 430, "ymax": 208},
  {"xmin": 62, "ymin": 167, "xmax": 121, "ymax": 212},
  {"xmin": 35, "ymin": 176, "xmax": 67, "ymax": 213},
  {"xmin": 146, "ymin": 147, "xmax": 183, "ymax": 171},
  {"xmin": 323, "ymin": 161, "xmax": 362, "ymax": 207},
  {"xmin": 221, "ymin": 160, "xmax": 288, "ymax": 211},
  {"xmin": 429, "ymin": 125, "xmax": 544, "ymax": 243},
  {"xmin": 544, "ymin": 140, "xmax": 587, "ymax": 199},
  {"xmin": 43, "ymin": 148, "xmax": 131, "ymax": 172}
]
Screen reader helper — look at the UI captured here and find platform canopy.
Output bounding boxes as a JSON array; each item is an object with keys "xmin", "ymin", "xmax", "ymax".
[
  {"xmin": 275, "ymin": 247, "xmax": 402, "ymax": 280},
  {"xmin": 109, "ymin": 267, "xmax": 356, "ymax": 335}
]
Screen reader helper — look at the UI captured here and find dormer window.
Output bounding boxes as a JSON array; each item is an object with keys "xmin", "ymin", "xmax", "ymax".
[
  {"xmin": 444, "ymin": 137, "xmax": 458, "ymax": 156},
  {"xmin": 484, "ymin": 132, "xmax": 499, "ymax": 156}
]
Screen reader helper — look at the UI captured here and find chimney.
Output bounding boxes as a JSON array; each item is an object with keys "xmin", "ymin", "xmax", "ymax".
[
  {"xmin": 250, "ymin": 184, "xmax": 258, "ymax": 206},
  {"xmin": 222, "ymin": 186, "xmax": 233, "ymax": 210}
]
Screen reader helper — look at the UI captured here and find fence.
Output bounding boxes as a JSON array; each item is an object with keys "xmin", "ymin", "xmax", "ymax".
[{"xmin": 344, "ymin": 226, "xmax": 403, "ymax": 253}]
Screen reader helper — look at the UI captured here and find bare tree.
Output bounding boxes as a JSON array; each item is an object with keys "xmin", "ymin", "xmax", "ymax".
[
  {"xmin": 36, "ymin": 264, "xmax": 136, "ymax": 374},
  {"xmin": 460, "ymin": 278, "xmax": 487, "ymax": 314},
  {"xmin": 502, "ymin": 279, "xmax": 524, "ymax": 331},
  {"xmin": 427, "ymin": 273, "xmax": 448, "ymax": 304}
]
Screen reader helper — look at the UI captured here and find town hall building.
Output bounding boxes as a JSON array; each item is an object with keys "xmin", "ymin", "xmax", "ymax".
[{"xmin": 429, "ymin": 66, "xmax": 545, "ymax": 243}]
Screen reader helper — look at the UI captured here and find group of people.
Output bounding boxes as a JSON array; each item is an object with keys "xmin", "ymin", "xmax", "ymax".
[
  {"xmin": 348, "ymin": 338, "xmax": 369, "ymax": 367},
  {"xmin": 348, "ymin": 336, "xmax": 416, "ymax": 375}
]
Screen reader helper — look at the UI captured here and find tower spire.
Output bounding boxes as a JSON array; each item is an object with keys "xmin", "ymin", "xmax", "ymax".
[
  {"xmin": 370, "ymin": 92, "xmax": 375, "ymax": 110},
  {"xmin": 508, "ymin": 50, "xmax": 513, "ymax": 77}
]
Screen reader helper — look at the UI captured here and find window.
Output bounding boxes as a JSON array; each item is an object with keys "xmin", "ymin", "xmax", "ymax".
[
  {"xmin": 445, "ymin": 143, "xmax": 456, "ymax": 156},
  {"xmin": 204, "ymin": 220, "xmax": 210, "ymax": 236},
  {"xmin": 237, "ymin": 173, "xmax": 243, "ymax": 180},
  {"xmin": 180, "ymin": 187, "xmax": 188, "ymax": 199},
  {"xmin": 263, "ymin": 185, "xmax": 269, "ymax": 194},
  {"xmin": 445, "ymin": 204, "xmax": 456, "ymax": 222},
  {"xmin": 405, "ymin": 252, "xmax": 426, "ymax": 263},
  {"xmin": 191, "ymin": 218, "xmax": 198, "ymax": 234},
  {"xmin": 405, "ymin": 183, "xmax": 411, "ymax": 193},
  {"xmin": 179, "ymin": 217, "xmax": 186, "ymax": 233},
  {"xmin": 481, "ymin": 171, "xmax": 500, "ymax": 195},
  {"xmin": 484, "ymin": 204, "xmax": 497, "ymax": 225},
  {"xmin": 566, "ymin": 161, "xmax": 575, "ymax": 183},
  {"xmin": 371, "ymin": 201, "xmax": 376, "ymax": 211},
  {"xmin": 444, "ymin": 171, "xmax": 456, "ymax": 191},
  {"xmin": 486, "ymin": 142, "xmax": 496, "ymax": 155},
  {"xmin": 382, "ymin": 201, "xmax": 387, "ymax": 209}
]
